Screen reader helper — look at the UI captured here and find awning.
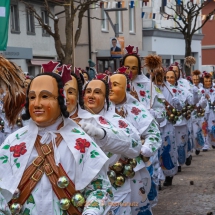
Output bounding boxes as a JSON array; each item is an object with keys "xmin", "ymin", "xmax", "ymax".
[{"xmin": 31, "ymin": 59, "xmax": 57, "ymax": 66}]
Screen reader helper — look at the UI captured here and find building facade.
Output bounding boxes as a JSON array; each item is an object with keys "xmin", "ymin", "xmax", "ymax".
[
  {"xmin": 201, "ymin": 1, "xmax": 215, "ymax": 66},
  {"xmin": 142, "ymin": 0, "xmax": 203, "ymax": 70},
  {"xmin": 0, "ymin": 0, "xmax": 57, "ymax": 76}
]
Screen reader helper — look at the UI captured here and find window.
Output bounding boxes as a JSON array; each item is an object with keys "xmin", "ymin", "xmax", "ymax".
[
  {"xmin": 160, "ymin": 0, "xmax": 167, "ymax": 13},
  {"xmin": 26, "ymin": 7, "xmax": 35, "ymax": 35},
  {"xmin": 101, "ymin": 3, "xmax": 108, "ymax": 31},
  {"xmin": 116, "ymin": 11, "xmax": 123, "ymax": 33},
  {"xmin": 129, "ymin": 6, "xmax": 135, "ymax": 33},
  {"xmin": 41, "ymin": 9, "xmax": 49, "ymax": 36},
  {"xmin": 10, "ymin": 3, "xmax": 20, "ymax": 33}
]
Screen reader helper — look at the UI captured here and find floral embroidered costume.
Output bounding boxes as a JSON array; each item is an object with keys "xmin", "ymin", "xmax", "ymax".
[{"xmin": 0, "ymin": 73, "xmax": 112, "ymax": 215}]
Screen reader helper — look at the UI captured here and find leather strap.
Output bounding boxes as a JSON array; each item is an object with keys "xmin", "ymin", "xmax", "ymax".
[{"xmin": 11, "ymin": 131, "xmax": 81, "ymax": 215}]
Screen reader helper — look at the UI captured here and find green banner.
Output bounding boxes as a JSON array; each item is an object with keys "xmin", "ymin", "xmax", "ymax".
[{"xmin": 0, "ymin": 0, "xmax": 10, "ymax": 51}]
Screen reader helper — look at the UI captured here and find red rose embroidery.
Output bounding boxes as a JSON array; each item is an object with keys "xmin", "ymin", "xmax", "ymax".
[
  {"xmin": 172, "ymin": 89, "xmax": 177, "ymax": 93},
  {"xmin": 201, "ymin": 90, "xmax": 205, "ymax": 94},
  {"xmin": 210, "ymin": 89, "xmax": 214, "ymax": 93},
  {"xmin": 10, "ymin": 142, "xmax": 27, "ymax": 158},
  {"xmin": 131, "ymin": 107, "xmax": 141, "ymax": 115},
  {"xmin": 140, "ymin": 91, "xmax": 146, "ymax": 97},
  {"xmin": 118, "ymin": 120, "xmax": 128, "ymax": 128},
  {"xmin": 74, "ymin": 138, "xmax": 90, "ymax": 153},
  {"xmin": 99, "ymin": 116, "xmax": 108, "ymax": 125}
]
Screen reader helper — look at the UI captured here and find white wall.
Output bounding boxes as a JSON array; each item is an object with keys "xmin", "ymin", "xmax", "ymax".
[{"xmin": 8, "ymin": 2, "xmax": 56, "ymax": 58}]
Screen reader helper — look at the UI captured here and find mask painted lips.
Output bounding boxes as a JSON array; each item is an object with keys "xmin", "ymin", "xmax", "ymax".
[
  {"xmin": 33, "ymin": 110, "xmax": 44, "ymax": 115},
  {"xmin": 87, "ymin": 99, "xmax": 95, "ymax": 104}
]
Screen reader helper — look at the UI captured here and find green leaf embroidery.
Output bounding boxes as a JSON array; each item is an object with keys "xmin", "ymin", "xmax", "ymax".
[
  {"xmin": 134, "ymin": 116, "xmax": 138, "ymax": 121},
  {"xmin": 93, "ymin": 191, "xmax": 104, "ymax": 199},
  {"xmin": 151, "ymin": 123, "xmax": 156, "ymax": 127},
  {"xmin": 157, "ymin": 98, "xmax": 164, "ymax": 103},
  {"xmin": 16, "ymin": 163, "xmax": 20, "ymax": 168},
  {"xmin": 142, "ymin": 114, "xmax": 147, "ymax": 118},
  {"xmin": 155, "ymin": 137, "xmax": 159, "ymax": 142},
  {"xmin": 113, "ymin": 114, "xmax": 120, "ymax": 118},
  {"xmin": 88, "ymin": 200, "xmax": 100, "ymax": 209},
  {"xmin": 132, "ymin": 140, "xmax": 138, "ymax": 148},
  {"xmin": 91, "ymin": 142, "xmax": 97, "ymax": 148},
  {"xmin": 125, "ymin": 128, "xmax": 130, "ymax": 134},
  {"xmin": 27, "ymin": 194, "xmax": 35, "ymax": 204},
  {"xmin": 0, "ymin": 157, "xmax": 5, "ymax": 160},
  {"xmin": 2, "ymin": 145, "xmax": 10, "ymax": 150},
  {"xmin": 2, "ymin": 160, "xmax": 7, "ymax": 164},
  {"xmin": 152, "ymin": 147, "xmax": 156, "ymax": 152},
  {"xmin": 90, "ymin": 150, "xmax": 99, "ymax": 158},
  {"xmin": 148, "ymin": 129, "xmax": 154, "ymax": 133},
  {"xmin": 1, "ymin": 155, "xmax": 8, "ymax": 164},
  {"xmin": 155, "ymin": 87, "xmax": 161, "ymax": 93},
  {"xmin": 111, "ymin": 129, "xmax": 118, "ymax": 134},
  {"xmin": 79, "ymin": 158, "xmax": 82, "ymax": 164},
  {"xmin": 137, "ymin": 83, "xmax": 143, "ymax": 88},
  {"xmin": 22, "ymin": 208, "xmax": 30, "ymax": 215},
  {"xmin": 71, "ymin": 128, "xmax": 81, "ymax": 133},
  {"xmin": 14, "ymin": 158, "xmax": 18, "ymax": 163},
  {"xmin": 135, "ymin": 156, "xmax": 141, "ymax": 164},
  {"xmin": 16, "ymin": 134, "xmax": 20, "ymax": 140},
  {"xmin": 149, "ymin": 137, "xmax": 154, "ymax": 141},
  {"xmin": 107, "ymin": 152, "xmax": 113, "ymax": 158},
  {"xmin": 132, "ymin": 179, "xmax": 136, "ymax": 183}
]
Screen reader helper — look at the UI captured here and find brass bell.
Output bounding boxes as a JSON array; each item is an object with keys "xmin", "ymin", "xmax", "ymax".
[
  {"xmin": 167, "ymin": 105, "xmax": 170, "ymax": 109},
  {"xmin": 112, "ymin": 161, "xmax": 123, "ymax": 173},
  {"xmin": 12, "ymin": 188, "xmax": 21, "ymax": 199},
  {"xmin": 17, "ymin": 117, "xmax": 21, "ymax": 121},
  {"xmin": 59, "ymin": 198, "xmax": 71, "ymax": 210},
  {"xmin": 123, "ymin": 164, "xmax": 134, "ymax": 178},
  {"xmin": 10, "ymin": 203, "xmax": 22, "ymax": 215},
  {"xmin": 170, "ymin": 114, "xmax": 174, "ymax": 119},
  {"xmin": 126, "ymin": 170, "xmax": 135, "ymax": 179},
  {"xmin": 182, "ymin": 112, "xmax": 187, "ymax": 117},
  {"xmin": 177, "ymin": 111, "xmax": 181, "ymax": 116},
  {"xmin": 107, "ymin": 170, "xmax": 116, "ymax": 184},
  {"xmin": 197, "ymin": 113, "xmax": 201, "ymax": 117},
  {"xmin": 71, "ymin": 193, "xmax": 86, "ymax": 208},
  {"xmin": 187, "ymin": 110, "xmax": 191, "ymax": 114},
  {"xmin": 128, "ymin": 158, "xmax": 137, "ymax": 168},
  {"xmin": 57, "ymin": 176, "xmax": 69, "ymax": 189},
  {"xmin": 1, "ymin": 120, "xmax": 4, "ymax": 126},
  {"xmin": 17, "ymin": 122, "xmax": 22, "ymax": 127},
  {"xmin": 172, "ymin": 108, "xmax": 176, "ymax": 114},
  {"xmin": 174, "ymin": 116, "xmax": 178, "ymax": 121},
  {"xmin": 187, "ymin": 105, "xmax": 191, "ymax": 110},
  {"xmin": 182, "ymin": 107, "xmax": 187, "ymax": 112},
  {"xmin": 114, "ymin": 175, "xmax": 125, "ymax": 187},
  {"xmin": 201, "ymin": 113, "xmax": 205, "ymax": 117}
]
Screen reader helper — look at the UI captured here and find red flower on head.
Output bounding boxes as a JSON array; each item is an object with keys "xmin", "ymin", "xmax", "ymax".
[
  {"xmin": 74, "ymin": 138, "xmax": 91, "ymax": 153},
  {"xmin": 131, "ymin": 107, "xmax": 141, "ymax": 115},
  {"xmin": 10, "ymin": 142, "xmax": 27, "ymax": 158},
  {"xmin": 140, "ymin": 91, "xmax": 146, "ymax": 97},
  {"xmin": 210, "ymin": 89, "xmax": 214, "ymax": 93},
  {"xmin": 172, "ymin": 89, "xmax": 177, "ymax": 93},
  {"xmin": 99, "ymin": 116, "xmax": 109, "ymax": 125},
  {"xmin": 118, "ymin": 120, "xmax": 128, "ymax": 128},
  {"xmin": 201, "ymin": 90, "xmax": 205, "ymax": 94}
]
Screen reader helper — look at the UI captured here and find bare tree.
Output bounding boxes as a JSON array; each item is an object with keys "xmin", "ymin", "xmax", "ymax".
[
  {"xmin": 20, "ymin": 0, "xmax": 100, "ymax": 65},
  {"xmin": 161, "ymin": 0, "xmax": 215, "ymax": 75}
]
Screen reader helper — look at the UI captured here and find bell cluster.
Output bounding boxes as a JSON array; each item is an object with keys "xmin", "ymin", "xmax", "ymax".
[
  {"xmin": 108, "ymin": 158, "xmax": 137, "ymax": 187},
  {"xmin": 10, "ymin": 176, "xmax": 86, "ymax": 214}
]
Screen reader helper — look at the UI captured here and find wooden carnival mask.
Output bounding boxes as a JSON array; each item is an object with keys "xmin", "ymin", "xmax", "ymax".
[
  {"xmin": 192, "ymin": 75, "xmax": 200, "ymax": 86},
  {"xmin": 64, "ymin": 78, "xmax": 78, "ymax": 114},
  {"xmin": 84, "ymin": 80, "xmax": 106, "ymax": 114},
  {"xmin": 29, "ymin": 75, "xmax": 61, "ymax": 127},
  {"xmin": 109, "ymin": 74, "xmax": 127, "ymax": 105},
  {"xmin": 166, "ymin": 71, "xmax": 176, "ymax": 86},
  {"xmin": 203, "ymin": 76, "xmax": 212, "ymax": 89},
  {"xmin": 124, "ymin": 56, "xmax": 139, "ymax": 81}
]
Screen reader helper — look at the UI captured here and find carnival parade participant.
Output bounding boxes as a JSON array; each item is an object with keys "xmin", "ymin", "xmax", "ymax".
[
  {"xmin": 82, "ymin": 75, "xmax": 142, "ymax": 215},
  {"xmin": 0, "ymin": 72, "xmax": 112, "ymax": 215},
  {"xmin": 0, "ymin": 57, "xmax": 26, "ymax": 145},
  {"xmin": 61, "ymin": 66, "xmax": 142, "ymax": 215},
  {"xmin": 107, "ymin": 68, "xmax": 162, "ymax": 215},
  {"xmin": 199, "ymin": 72, "xmax": 215, "ymax": 151},
  {"xmin": 190, "ymin": 70, "xmax": 207, "ymax": 155},
  {"xmin": 122, "ymin": 48, "xmax": 165, "ymax": 206}
]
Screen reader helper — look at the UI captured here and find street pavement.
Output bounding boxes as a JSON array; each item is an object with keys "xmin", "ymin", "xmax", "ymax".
[{"xmin": 153, "ymin": 150, "xmax": 215, "ymax": 215}]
